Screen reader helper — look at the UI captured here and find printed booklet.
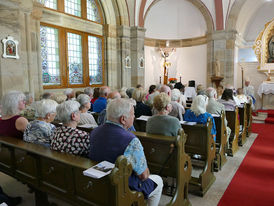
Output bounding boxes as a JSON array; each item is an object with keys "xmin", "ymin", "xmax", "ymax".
[{"xmin": 83, "ymin": 161, "xmax": 115, "ymax": 179}]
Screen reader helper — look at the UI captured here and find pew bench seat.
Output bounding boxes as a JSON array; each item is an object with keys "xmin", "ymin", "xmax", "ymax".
[{"xmin": 0, "ymin": 136, "xmax": 146, "ymax": 206}]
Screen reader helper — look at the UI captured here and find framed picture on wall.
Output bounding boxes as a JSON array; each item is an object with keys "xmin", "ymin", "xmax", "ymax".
[
  {"xmin": 139, "ymin": 56, "xmax": 144, "ymax": 69},
  {"xmin": 125, "ymin": 55, "xmax": 131, "ymax": 69},
  {"xmin": 2, "ymin": 36, "xmax": 19, "ymax": 59}
]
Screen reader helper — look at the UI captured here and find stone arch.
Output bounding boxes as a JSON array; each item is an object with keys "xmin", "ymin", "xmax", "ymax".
[{"xmin": 99, "ymin": 0, "xmax": 129, "ymax": 26}]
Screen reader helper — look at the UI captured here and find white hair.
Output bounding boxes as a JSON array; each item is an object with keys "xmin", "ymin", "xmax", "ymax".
[
  {"xmin": 190, "ymin": 95, "xmax": 208, "ymax": 116},
  {"xmin": 107, "ymin": 98, "xmax": 135, "ymax": 121},
  {"xmin": 64, "ymin": 88, "xmax": 74, "ymax": 95},
  {"xmin": 206, "ymin": 87, "xmax": 217, "ymax": 99},
  {"xmin": 77, "ymin": 94, "xmax": 90, "ymax": 109},
  {"xmin": 171, "ymin": 89, "xmax": 181, "ymax": 101},
  {"xmin": 1, "ymin": 91, "xmax": 25, "ymax": 116},
  {"xmin": 84, "ymin": 87, "xmax": 93, "ymax": 96},
  {"xmin": 35, "ymin": 99, "xmax": 58, "ymax": 118},
  {"xmin": 56, "ymin": 100, "xmax": 80, "ymax": 124}
]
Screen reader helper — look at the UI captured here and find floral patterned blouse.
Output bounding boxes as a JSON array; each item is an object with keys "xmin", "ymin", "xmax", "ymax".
[
  {"xmin": 50, "ymin": 126, "xmax": 90, "ymax": 156},
  {"xmin": 123, "ymin": 138, "xmax": 148, "ymax": 175}
]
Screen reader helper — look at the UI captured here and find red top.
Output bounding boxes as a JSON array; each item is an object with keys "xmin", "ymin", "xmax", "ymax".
[
  {"xmin": 0, "ymin": 115, "xmax": 23, "ymax": 139},
  {"xmin": 91, "ymin": 97, "xmax": 98, "ymax": 104}
]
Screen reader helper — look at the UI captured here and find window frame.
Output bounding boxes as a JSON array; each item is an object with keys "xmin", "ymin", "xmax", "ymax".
[
  {"xmin": 42, "ymin": 0, "xmax": 103, "ymax": 25},
  {"xmin": 41, "ymin": 23, "xmax": 104, "ymax": 89}
]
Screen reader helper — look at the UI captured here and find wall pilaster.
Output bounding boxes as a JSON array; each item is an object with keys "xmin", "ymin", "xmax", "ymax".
[
  {"xmin": 207, "ymin": 30, "xmax": 238, "ymax": 87},
  {"xmin": 130, "ymin": 27, "xmax": 146, "ymax": 87},
  {"xmin": 117, "ymin": 25, "xmax": 131, "ymax": 88}
]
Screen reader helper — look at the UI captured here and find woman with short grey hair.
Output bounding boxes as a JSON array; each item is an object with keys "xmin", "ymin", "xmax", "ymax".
[
  {"xmin": 169, "ymin": 89, "xmax": 185, "ymax": 121},
  {"xmin": 77, "ymin": 94, "xmax": 98, "ymax": 127},
  {"xmin": 23, "ymin": 99, "xmax": 58, "ymax": 147},
  {"xmin": 146, "ymin": 93, "xmax": 181, "ymax": 137},
  {"xmin": 0, "ymin": 91, "xmax": 28, "ymax": 139},
  {"xmin": 50, "ymin": 100, "xmax": 90, "ymax": 156}
]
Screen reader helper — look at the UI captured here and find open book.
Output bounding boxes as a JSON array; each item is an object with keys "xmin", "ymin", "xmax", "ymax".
[{"xmin": 83, "ymin": 161, "xmax": 115, "ymax": 179}]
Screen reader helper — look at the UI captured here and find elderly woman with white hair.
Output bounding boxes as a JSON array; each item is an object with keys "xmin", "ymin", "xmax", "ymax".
[
  {"xmin": 89, "ymin": 98, "xmax": 163, "ymax": 206},
  {"xmin": 132, "ymin": 88, "xmax": 152, "ymax": 118},
  {"xmin": 169, "ymin": 89, "xmax": 185, "ymax": 121},
  {"xmin": 23, "ymin": 99, "xmax": 58, "ymax": 147},
  {"xmin": 64, "ymin": 88, "xmax": 75, "ymax": 101},
  {"xmin": 0, "ymin": 91, "xmax": 28, "ymax": 139},
  {"xmin": 146, "ymin": 93, "xmax": 181, "ymax": 137},
  {"xmin": 184, "ymin": 95, "xmax": 216, "ymax": 141},
  {"xmin": 50, "ymin": 100, "xmax": 90, "ymax": 156},
  {"xmin": 76, "ymin": 94, "xmax": 98, "ymax": 128}
]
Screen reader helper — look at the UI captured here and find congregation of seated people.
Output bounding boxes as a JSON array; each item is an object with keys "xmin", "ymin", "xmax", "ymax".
[{"xmin": 0, "ymin": 81, "xmax": 253, "ymax": 205}]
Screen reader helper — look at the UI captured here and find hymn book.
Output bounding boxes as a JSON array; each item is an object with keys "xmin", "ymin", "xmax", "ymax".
[{"xmin": 83, "ymin": 161, "xmax": 115, "ymax": 179}]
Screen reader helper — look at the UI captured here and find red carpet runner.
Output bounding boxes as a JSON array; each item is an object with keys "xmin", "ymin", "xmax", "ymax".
[{"xmin": 218, "ymin": 123, "xmax": 274, "ymax": 206}]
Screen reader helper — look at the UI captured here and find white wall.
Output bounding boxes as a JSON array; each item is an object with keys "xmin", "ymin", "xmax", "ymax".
[
  {"xmin": 244, "ymin": 2, "xmax": 274, "ymax": 42},
  {"xmin": 144, "ymin": 44, "xmax": 207, "ymax": 89},
  {"xmin": 144, "ymin": 0, "xmax": 207, "ymax": 39}
]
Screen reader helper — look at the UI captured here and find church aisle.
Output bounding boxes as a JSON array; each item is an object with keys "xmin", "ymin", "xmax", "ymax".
[
  {"xmin": 159, "ymin": 132, "xmax": 257, "ymax": 206},
  {"xmin": 218, "ymin": 123, "xmax": 274, "ymax": 206}
]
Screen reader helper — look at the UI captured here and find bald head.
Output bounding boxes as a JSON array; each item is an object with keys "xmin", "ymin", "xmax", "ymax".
[
  {"xmin": 160, "ymin": 85, "xmax": 171, "ymax": 96},
  {"xmin": 107, "ymin": 91, "xmax": 121, "ymax": 100}
]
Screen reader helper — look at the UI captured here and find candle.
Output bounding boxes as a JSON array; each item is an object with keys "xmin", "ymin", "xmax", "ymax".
[
  {"xmin": 159, "ymin": 76, "xmax": 162, "ymax": 84},
  {"xmin": 268, "ymin": 68, "xmax": 270, "ymax": 74},
  {"xmin": 179, "ymin": 74, "xmax": 182, "ymax": 82}
]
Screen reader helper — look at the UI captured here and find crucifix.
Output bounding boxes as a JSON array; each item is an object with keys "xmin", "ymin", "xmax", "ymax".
[{"xmin": 159, "ymin": 47, "xmax": 175, "ymax": 84}]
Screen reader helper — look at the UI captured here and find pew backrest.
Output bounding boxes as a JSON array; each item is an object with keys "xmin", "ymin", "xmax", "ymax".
[
  {"xmin": 0, "ymin": 136, "xmax": 146, "ymax": 206},
  {"xmin": 133, "ymin": 129, "xmax": 192, "ymax": 206}
]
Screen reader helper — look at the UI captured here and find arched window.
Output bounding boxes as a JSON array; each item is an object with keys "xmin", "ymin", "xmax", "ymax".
[{"xmin": 39, "ymin": 0, "xmax": 103, "ymax": 88}]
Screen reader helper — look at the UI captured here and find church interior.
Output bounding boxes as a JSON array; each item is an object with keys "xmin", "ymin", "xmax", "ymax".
[{"xmin": 0, "ymin": 0, "xmax": 274, "ymax": 205}]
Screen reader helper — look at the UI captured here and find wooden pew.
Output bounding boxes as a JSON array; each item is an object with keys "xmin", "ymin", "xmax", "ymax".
[
  {"xmin": 133, "ymin": 129, "xmax": 192, "ymax": 206},
  {"xmin": 225, "ymin": 107, "xmax": 240, "ymax": 156},
  {"xmin": 0, "ymin": 136, "xmax": 146, "ymax": 206},
  {"xmin": 246, "ymin": 103, "xmax": 252, "ymax": 137},
  {"xmin": 213, "ymin": 111, "xmax": 227, "ymax": 171},
  {"xmin": 238, "ymin": 104, "xmax": 247, "ymax": 146},
  {"xmin": 181, "ymin": 119, "xmax": 216, "ymax": 196},
  {"xmin": 134, "ymin": 117, "xmax": 216, "ymax": 196}
]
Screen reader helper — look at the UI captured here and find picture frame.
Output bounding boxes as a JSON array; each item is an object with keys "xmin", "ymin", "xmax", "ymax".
[
  {"xmin": 125, "ymin": 55, "xmax": 131, "ymax": 69},
  {"xmin": 2, "ymin": 36, "xmax": 19, "ymax": 59},
  {"xmin": 139, "ymin": 56, "xmax": 144, "ymax": 69}
]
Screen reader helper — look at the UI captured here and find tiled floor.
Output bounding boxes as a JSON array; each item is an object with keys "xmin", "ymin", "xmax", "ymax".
[{"xmin": 0, "ymin": 133, "xmax": 257, "ymax": 206}]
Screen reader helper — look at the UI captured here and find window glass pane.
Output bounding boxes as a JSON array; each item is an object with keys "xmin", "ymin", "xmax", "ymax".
[
  {"xmin": 88, "ymin": 36, "xmax": 102, "ymax": 85},
  {"xmin": 87, "ymin": 0, "xmax": 101, "ymax": 23},
  {"xmin": 40, "ymin": 26, "xmax": 61, "ymax": 85},
  {"xmin": 39, "ymin": 0, "xmax": 57, "ymax": 10},
  {"xmin": 67, "ymin": 32, "xmax": 83, "ymax": 84},
  {"xmin": 65, "ymin": 0, "xmax": 81, "ymax": 17}
]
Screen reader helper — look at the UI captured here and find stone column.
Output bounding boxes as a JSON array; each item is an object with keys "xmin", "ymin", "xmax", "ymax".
[
  {"xmin": 117, "ymin": 25, "xmax": 131, "ymax": 88},
  {"xmin": 105, "ymin": 24, "xmax": 120, "ymax": 89},
  {"xmin": 208, "ymin": 30, "xmax": 238, "ymax": 87},
  {"xmin": 130, "ymin": 27, "xmax": 146, "ymax": 87}
]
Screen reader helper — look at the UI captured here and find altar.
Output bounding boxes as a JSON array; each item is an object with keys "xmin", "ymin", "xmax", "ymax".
[{"xmin": 258, "ymin": 82, "xmax": 274, "ymax": 109}]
